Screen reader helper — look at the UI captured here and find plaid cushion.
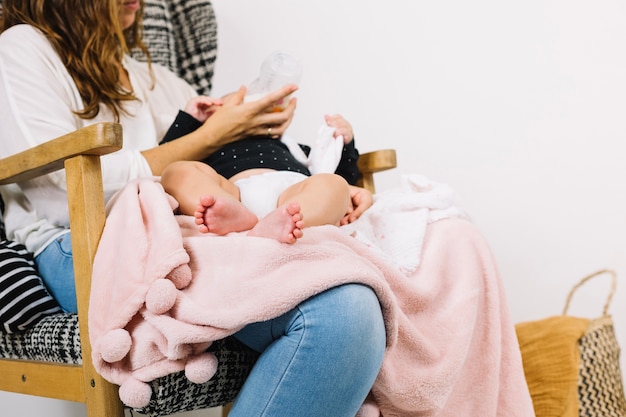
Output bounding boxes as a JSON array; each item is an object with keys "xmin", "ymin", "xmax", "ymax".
[
  {"xmin": 132, "ymin": 0, "xmax": 177, "ymax": 72},
  {"xmin": 133, "ymin": 0, "xmax": 217, "ymax": 96},
  {"xmin": 0, "ymin": 313, "xmax": 81, "ymax": 363},
  {"xmin": 0, "ymin": 312, "xmax": 257, "ymax": 417},
  {"xmin": 137, "ymin": 337, "xmax": 258, "ymax": 416}
]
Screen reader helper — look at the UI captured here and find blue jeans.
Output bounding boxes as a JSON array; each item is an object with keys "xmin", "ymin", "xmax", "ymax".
[
  {"xmin": 35, "ymin": 231, "xmax": 77, "ymax": 313},
  {"xmin": 232, "ymin": 284, "xmax": 386, "ymax": 417}
]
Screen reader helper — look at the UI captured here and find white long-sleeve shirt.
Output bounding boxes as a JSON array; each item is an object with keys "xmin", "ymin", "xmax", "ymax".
[{"xmin": 0, "ymin": 24, "xmax": 197, "ymax": 255}]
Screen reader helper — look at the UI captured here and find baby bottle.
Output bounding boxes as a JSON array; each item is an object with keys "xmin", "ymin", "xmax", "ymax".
[{"xmin": 245, "ymin": 51, "xmax": 302, "ymax": 111}]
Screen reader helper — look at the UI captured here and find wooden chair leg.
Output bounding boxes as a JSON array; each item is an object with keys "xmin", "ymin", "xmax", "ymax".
[
  {"xmin": 66, "ymin": 155, "xmax": 125, "ymax": 417},
  {"xmin": 222, "ymin": 403, "xmax": 233, "ymax": 416}
]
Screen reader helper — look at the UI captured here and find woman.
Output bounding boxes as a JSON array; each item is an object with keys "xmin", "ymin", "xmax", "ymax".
[{"xmin": 0, "ymin": 1, "xmax": 386, "ymax": 416}]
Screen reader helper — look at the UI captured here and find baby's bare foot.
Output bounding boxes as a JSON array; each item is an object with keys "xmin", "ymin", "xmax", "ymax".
[
  {"xmin": 195, "ymin": 195, "xmax": 258, "ymax": 235},
  {"xmin": 247, "ymin": 202, "xmax": 304, "ymax": 244}
]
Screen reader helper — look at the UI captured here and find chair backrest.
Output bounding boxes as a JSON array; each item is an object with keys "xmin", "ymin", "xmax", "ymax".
[{"xmin": 133, "ymin": 0, "xmax": 218, "ymax": 96}]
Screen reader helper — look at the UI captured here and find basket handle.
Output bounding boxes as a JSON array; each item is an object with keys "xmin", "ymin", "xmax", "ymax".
[{"xmin": 562, "ymin": 269, "xmax": 617, "ymax": 316}]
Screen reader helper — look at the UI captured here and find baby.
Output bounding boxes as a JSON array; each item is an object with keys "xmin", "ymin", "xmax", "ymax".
[{"xmin": 160, "ymin": 90, "xmax": 370, "ymax": 244}]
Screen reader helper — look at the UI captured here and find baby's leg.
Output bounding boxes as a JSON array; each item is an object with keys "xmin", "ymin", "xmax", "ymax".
[
  {"xmin": 195, "ymin": 195, "xmax": 258, "ymax": 235},
  {"xmin": 247, "ymin": 202, "xmax": 304, "ymax": 244},
  {"xmin": 161, "ymin": 160, "xmax": 241, "ymax": 215},
  {"xmin": 161, "ymin": 161, "xmax": 257, "ymax": 234},
  {"xmin": 278, "ymin": 173, "xmax": 351, "ymax": 228}
]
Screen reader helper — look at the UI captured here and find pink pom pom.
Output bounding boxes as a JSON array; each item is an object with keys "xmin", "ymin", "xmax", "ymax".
[
  {"xmin": 168, "ymin": 264, "xmax": 192, "ymax": 289},
  {"xmin": 99, "ymin": 328, "xmax": 132, "ymax": 363},
  {"xmin": 185, "ymin": 352, "xmax": 218, "ymax": 384},
  {"xmin": 145, "ymin": 279, "xmax": 177, "ymax": 314},
  {"xmin": 118, "ymin": 377, "xmax": 153, "ymax": 408}
]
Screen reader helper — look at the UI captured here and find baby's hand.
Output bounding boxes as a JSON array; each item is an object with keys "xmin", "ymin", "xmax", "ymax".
[
  {"xmin": 341, "ymin": 185, "xmax": 373, "ymax": 225},
  {"xmin": 325, "ymin": 114, "xmax": 354, "ymax": 144},
  {"xmin": 185, "ymin": 96, "xmax": 224, "ymax": 122}
]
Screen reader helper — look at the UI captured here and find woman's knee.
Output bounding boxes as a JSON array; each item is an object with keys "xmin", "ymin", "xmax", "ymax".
[
  {"xmin": 307, "ymin": 284, "xmax": 387, "ymax": 387},
  {"xmin": 304, "ymin": 284, "xmax": 386, "ymax": 356}
]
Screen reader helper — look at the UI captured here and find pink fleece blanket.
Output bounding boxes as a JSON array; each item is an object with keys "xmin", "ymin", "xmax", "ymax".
[{"xmin": 89, "ymin": 178, "xmax": 534, "ymax": 416}]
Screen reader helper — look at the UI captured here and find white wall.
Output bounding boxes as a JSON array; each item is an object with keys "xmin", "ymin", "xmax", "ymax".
[{"xmin": 5, "ymin": 0, "xmax": 626, "ymax": 415}]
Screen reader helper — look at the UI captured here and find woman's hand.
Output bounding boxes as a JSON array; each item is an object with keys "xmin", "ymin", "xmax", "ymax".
[
  {"xmin": 341, "ymin": 185, "xmax": 373, "ymax": 225},
  {"xmin": 199, "ymin": 84, "xmax": 298, "ymax": 147},
  {"xmin": 143, "ymin": 85, "xmax": 297, "ymax": 175}
]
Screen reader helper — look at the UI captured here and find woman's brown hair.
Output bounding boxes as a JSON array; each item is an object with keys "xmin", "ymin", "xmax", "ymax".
[{"xmin": 1, "ymin": 0, "xmax": 151, "ymax": 121}]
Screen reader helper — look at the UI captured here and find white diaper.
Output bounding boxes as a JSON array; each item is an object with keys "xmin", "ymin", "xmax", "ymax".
[{"xmin": 234, "ymin": 171, "xmax": 308, "ymax": 219}]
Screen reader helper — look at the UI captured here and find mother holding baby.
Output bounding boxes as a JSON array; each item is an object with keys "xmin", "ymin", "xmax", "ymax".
[{"xmin": 0, "ymin": 0, "xmax": 385, "ymax": 416}]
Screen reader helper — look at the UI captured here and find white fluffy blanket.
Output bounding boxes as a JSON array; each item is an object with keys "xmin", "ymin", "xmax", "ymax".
[{"xmin": 89, "ymin": 177, "xmax": 534, "ymax": 416}]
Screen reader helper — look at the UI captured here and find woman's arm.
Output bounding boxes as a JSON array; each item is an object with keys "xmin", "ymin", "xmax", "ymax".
[
  {"xmin": 141, "ymin": 84, "xmax": 298, "ymax": 175},
  {"xmin": 0, "ymin": 26, "xmax": 88, "ymax": 157},
  {"xmin": 0, "ymin": 26, "xmax": 297, "ymax": 184}
]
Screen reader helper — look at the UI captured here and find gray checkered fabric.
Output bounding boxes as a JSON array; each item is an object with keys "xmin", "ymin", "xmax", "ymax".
[
  {"xmin": 0, "ymin": 313, "xmax": 257, "ymax": 416},
  {"xmin": 133, "ymin": 0, "xmax": 218, "ymax": 95},
  {"xmin": 0, "ymin": 314, "xmax": 81, "ymax": 364},
  {"xmin": 138, "ymin": 337, "xmax": 258, "ymax": 416},
  {"xmin": 133, "ymin": 0, "xmax": 178, "ymax": 72}
]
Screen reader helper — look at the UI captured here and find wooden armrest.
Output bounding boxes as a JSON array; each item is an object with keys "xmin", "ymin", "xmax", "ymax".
[
  {"xmin": 357, "ymin": 149, "xmax": 397, "ymax": 193},
  {"xmin": 0, "ymin": 122, "xmax": 122, "ymax": 185},
  {"xmin": 0, "ymin": 122, "xmax": 124, "ymax": 417},
  {"xmin": 0, "ymin": 121, "xmax": 125, "ymax": 416},
  {"xmin": 357, "ymin": 149, "xmax": 397, "ymax": 174}
]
